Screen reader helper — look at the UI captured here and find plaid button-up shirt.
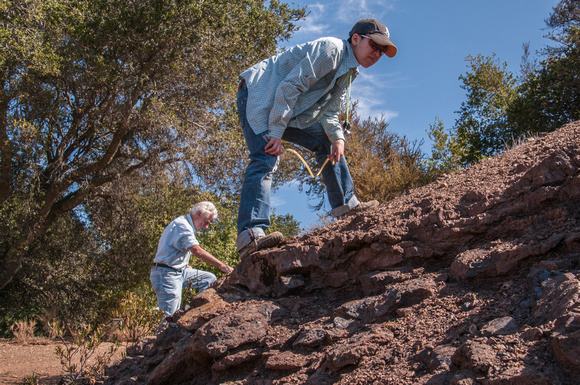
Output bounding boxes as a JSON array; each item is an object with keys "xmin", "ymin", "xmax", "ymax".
[{"xmin": 240, "ymin": 37, "xmax": 359, "ymax": 142}]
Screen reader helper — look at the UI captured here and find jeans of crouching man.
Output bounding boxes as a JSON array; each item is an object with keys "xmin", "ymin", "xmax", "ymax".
[{"xmin": 150, "ymin": 265, "xmax": 216, "ymax": 317}]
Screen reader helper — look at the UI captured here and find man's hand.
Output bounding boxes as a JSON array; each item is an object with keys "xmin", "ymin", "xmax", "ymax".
[
  {"xmin": 220, "ymin": 264, "xmax": 234, "ymax": 274},
  {"xmin": 265, "ymin": 137, "xmax": 283, "ymax": 156},
  {"xmin": 328, "ymin": 139, "xmax": 345, "ymax": 163}
]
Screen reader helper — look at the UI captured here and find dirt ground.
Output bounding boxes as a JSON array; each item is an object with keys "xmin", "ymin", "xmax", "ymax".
[{"xmin": 0, "ymin": 339, "xmax": 126, "ymax": 385}]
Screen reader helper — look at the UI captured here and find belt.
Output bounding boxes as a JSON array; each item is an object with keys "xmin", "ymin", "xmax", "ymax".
[{"xmin": 152, "ymin": 263, "xmax": 183, "ymax": 273}]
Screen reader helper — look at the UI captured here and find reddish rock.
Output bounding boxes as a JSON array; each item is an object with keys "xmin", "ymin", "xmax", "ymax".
[
  {"xmin": 193, "ymin": 302, "xmax": 277, "ymax": 358},
  {"xmin": 480, "ymin": 316, "xmax": 519, "ymax": 336},
  {"xmin": 211, "ymin": 348, "xmax": 262, "ymax": 371},
  {"xmin": 451, "ymin": 341, "xmax": 496, "ymax": 375},
  {"xmin": 265, "ymin": 350, "xmax": 311, "ymax": 371},
  {"xmin": 292, "ymin": 328, "xmax": 327, "ymax": 348},
  {"xmin": 325, "ymin": 342, "xmax": 379, "ymax": 372},
  {"xmin": 550, "ymin": 329, "xmax": 580, "ymax": 373},
  {"xmin": 532, "ymin": 272, "xmax": 580, "ymax": 326},
  {"xmin": 105, "ymin": 121, "xmax": 580, "ymax": 385},
  {"xmin": 177, "ymin": 298, "xmax": 229, "ymax": 333},
  {"xmin": 359, "ymin": 270, "xmax": 404, "ymax": 296},
  {"xmin": 146, "ymin": 335, "xmax": 206, "ymax": 385}
]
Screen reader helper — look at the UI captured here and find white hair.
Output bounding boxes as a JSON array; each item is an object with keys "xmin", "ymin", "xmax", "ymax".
[{"xmin": 189, "ymin": 201, "xmax": 217, "ymax": 220}]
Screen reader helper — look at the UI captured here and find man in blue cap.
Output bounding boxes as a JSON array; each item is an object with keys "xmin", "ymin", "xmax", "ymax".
[{"xmin": 236, "ymin": 19, "xmax": 397, "ymax": 259}]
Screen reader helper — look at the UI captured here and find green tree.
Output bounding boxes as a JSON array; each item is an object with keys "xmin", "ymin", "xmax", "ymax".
[
  {"xmin": 453, "ymin": 54, "xmax": 518, "ymax": 166},
  {"xmin": 1, "ymin": 174, "xmax": 300, "ymax": 330},
  {"xmin": 2, "ymin": 209, "xmax": 106, "ymax": 329},
  {"xmin": 507, "ymin": 0, "xmax": 580, "ymax": 133},
  {"xmin": 425, "ymin": 0, "xmax": 578, "ymax": 174},
  {"xmin": 268, "ymin": 209, "xmax": 301, "ymax": 239},
  {"xmin": 425, "ymin": 117, "xmax": 463, "ymax": 177},
  {"xmin": 0, "ymin": 0, "xmax": 305, "ymax": 289}
]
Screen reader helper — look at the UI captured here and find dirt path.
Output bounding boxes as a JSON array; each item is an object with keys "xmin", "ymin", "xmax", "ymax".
[{"xmin": 0, "ymin": 339, "xmax": 126, "ymax": 385}]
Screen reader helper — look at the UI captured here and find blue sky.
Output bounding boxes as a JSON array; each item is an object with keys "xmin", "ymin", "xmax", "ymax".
[{"xmin": 270, "ymin": 0, "xmax": 560, "ymax": 230}]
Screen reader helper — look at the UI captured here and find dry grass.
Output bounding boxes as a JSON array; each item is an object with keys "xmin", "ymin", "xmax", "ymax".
[
  {"xmin": 10, "ymin": 319, "xmax": 36, "ymax": 345},
  {"xmin": 10, "ymin": 319, "xmax": 51, "ymax": 345}
]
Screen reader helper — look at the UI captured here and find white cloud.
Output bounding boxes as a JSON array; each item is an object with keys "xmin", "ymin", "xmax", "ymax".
[
  {"xmin": 291, "ymin": 0, "xmax": 399, "ymax": 44},
  {"xmin": 350, "ymin": 71, "xmax": 409, "ymax": 122},
  {"xmin": 353, "ymin": 96, "xmax": 399, "ymax": 122},
  {"xmin": 270, "ymin": 195, "xmax": 286, "ymax": 207},
  {"xmin": 334, "ymin": 0, "xmax": 397, "ymax": 24},
  {"xmin": 270, "ymin": 180, "xmax": 303, "ymax": 207}
]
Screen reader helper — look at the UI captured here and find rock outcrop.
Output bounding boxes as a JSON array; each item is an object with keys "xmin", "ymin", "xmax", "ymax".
[{"xmin": 105, "ymin": 121, "xmax": 580, "ymax": 384}]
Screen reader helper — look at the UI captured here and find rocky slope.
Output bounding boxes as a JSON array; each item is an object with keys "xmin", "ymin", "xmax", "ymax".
[{"xmin": 105, "ymin": 121, "xmax": 580, "ymax": 385}]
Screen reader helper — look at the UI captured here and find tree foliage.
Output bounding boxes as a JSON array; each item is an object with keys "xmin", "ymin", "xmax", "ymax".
[
  {"xmin": 0, "ymin": 0, "xmax": 305, "ymax": 289},
  {"xmin": 453, "ymin": 54, "xmax": 518, "ymax": 166},
  {"xmin": 507, "ymin": 0, "xmax": 580, "ymax": 134},
  {"xmin": 425, "ymin": 117, "xmax": 463, "ymax": 177},
  {"xmin": 1, "ymin": 169, "xmax": 299, "ymax": 331}
]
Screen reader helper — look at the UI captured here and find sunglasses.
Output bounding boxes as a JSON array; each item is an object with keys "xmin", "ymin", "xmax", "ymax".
[{"xmin": 360, "ymin": 35, "xmax": 389, "ymax": 55}]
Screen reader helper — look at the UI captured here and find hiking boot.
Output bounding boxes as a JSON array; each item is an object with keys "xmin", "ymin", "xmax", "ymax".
[
  {"xmin": 342, "ymin": 200, "xmax": 379, "ymax": 217},
  {"xmin": 238, "ymin": 231, "xmax": 284, "ymax": 259}
]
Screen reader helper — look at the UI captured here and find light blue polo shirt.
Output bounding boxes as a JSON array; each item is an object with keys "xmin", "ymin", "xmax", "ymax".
[{"xmin": 153, "ymin": 214, "xmax": 199, "ymax": 270}]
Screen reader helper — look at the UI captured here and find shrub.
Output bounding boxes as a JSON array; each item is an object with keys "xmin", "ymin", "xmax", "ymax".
[
  {"xmin": 53, "ymin": 322, "xmax": 119, "ymax": 384},
  {"xmin": 110, "ymin": 291, "xmax": 164, "ymax": 343}
]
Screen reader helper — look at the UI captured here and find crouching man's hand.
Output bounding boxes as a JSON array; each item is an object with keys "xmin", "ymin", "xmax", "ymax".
[{"xmin": 220, "ymin": 264, "xmax": 234, "ymax": 274}]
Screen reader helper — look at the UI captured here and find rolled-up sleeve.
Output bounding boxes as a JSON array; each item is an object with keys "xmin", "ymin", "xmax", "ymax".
[{"xmin": 319, "ymin": 88, "xmax": 347, "ymax": 142}]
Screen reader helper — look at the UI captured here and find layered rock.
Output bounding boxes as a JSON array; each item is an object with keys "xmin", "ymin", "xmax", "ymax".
[{"xmin": 105, "ymin": 121, "xmax": 580, "ymax": 385}]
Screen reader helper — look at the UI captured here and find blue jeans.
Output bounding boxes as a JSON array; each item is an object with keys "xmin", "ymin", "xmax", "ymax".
[
  {"xmin": 150, "ymin": 265, "xmax": 216, "ymax": 317},
  {"xmin": 236, "ymin": 81, "xmax": 359, "ymax": 249}
]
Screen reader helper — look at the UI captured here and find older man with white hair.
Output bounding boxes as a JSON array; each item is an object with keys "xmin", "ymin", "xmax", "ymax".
[{"xmin": 150, "ymin": 201, "xmax": 233, "ymax": 317}]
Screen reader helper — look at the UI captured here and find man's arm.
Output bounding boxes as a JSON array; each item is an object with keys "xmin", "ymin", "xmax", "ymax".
[
  {"xmin": 318, "ymin": 84, "xmax": 348, "ymax": 163},
  {"xmin": 319, "ymin": 71, "xmax": 353, "ymax": 144},
  {"xmin": 188, "ymin": 245, "xmax": 233, "ymax": 274}
]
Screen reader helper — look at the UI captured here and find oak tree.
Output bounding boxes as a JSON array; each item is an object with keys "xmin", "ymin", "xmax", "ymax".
[{"xmin": 0, "ymin": 0, "xmax": 305, "ymax": 289}]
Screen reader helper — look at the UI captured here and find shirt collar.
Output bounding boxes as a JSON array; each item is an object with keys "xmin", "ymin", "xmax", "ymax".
[
  {"xmin": 185, "ymin": 213, "xmax": 196, "ymax": 232},
  {"xmin": 343, "ymin": 39, "xmax": 360, "ymax": 70}
]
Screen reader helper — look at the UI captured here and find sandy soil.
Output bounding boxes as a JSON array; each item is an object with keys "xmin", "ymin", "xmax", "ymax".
[{"xmin": 0, "ymin": 339, "xmax": 126, "ymax": 385}]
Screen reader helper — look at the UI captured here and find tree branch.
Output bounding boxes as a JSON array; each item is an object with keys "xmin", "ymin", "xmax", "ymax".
[{"xmin": 0, "ymin": 86, "xmax": 12, "ymax": 204}]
